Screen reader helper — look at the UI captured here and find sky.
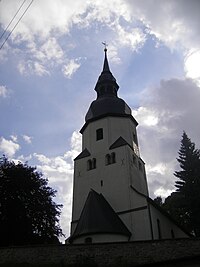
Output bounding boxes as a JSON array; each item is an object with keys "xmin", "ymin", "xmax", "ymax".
[{"xmin": 1, "ymin": 0, "xmax": 200, "ymax": 242}]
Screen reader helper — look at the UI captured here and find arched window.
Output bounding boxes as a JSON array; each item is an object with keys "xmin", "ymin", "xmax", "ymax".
[{"xmin": 105, "ymin": 153, "xmax": 116, "ymax": 165}]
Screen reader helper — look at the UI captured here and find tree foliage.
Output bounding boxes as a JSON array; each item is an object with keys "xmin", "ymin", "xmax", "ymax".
[
  {"xmin": 153, "ymin": 196, "xmax": 163, "ymax": 207},
  {"xmin": 0, "ymin": 156, "xmax": 64, "ymax": 246},
  {"xmin": 163, "ymin": 132, "xmax": 200, "ymax": 236}
]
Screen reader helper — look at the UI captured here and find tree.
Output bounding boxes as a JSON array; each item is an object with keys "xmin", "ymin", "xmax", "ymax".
[
  {"xmin": 164, "ymin": 132, "xmax": 200, "ymax": 236},
  {"xmin": 0, "ymin": 156, "xmax": 64, "ymax": 246},
  {"xmin": 154, "ymin": 196, "xmax": 163, "ymax": 207}
]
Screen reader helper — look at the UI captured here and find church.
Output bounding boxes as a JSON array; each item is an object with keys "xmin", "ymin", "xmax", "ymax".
[{"xmin": 69, "ymin": 47, "xmax": 189, "ymax": 244}]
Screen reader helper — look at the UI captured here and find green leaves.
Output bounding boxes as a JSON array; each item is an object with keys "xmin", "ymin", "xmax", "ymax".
[{"xmin": 0, "ymin": 155, "xmax": 63, "ymax": 246}]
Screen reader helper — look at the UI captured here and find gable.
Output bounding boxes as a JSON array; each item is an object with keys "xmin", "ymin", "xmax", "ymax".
[
  {"xmin": 70, "ymin": 189, "xmax": 131, "ymax": 242},
  {"xmin": 74, "ymin": 148, "xmax": 91, "ymax": 161},
  {"xmin": 109, "ymin": 136, "xmax": 132, "ymax": 150}
]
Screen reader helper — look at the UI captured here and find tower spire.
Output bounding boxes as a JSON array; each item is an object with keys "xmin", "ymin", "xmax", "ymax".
[
  {"xmin": 94, "ymin": 44, "xmax": 119, "ymax": 98},
  {"xmin": 102, "ymin": 42, "xmax": 110, "ymax": 72}
]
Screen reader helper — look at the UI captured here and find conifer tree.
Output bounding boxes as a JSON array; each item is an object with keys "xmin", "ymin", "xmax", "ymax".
[{"xmin": 164, "ymin": 132, "xmax": 200, "ymax": 236}]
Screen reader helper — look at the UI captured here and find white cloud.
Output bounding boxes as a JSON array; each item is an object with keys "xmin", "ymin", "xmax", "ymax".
[
  {"xmin": 124, "ymin": 0, "xmax": 200, "ymax": 87},
  {"xmin": 1, "ymin": 0, "xmax": 200, "ymax": 59},
  {"xmin": 154, "ymin": 187, "xmax": 173, "ymax": 198},
  {"xmin": 32, "ymin": 131, "xmax": 81, "ymax": 240},
  {"xmin": 0, "ymin": 85, "xmax": 9, "ymax": 98},
  {"xmin": 184, "ymin": 50, "xmax": 200, "ymax": 84},
  {"xmin": 62, "ymin": 59, "xmax": 81, "ymax": 79},
  {"xmin": 33, "ymin": 153, "xmax": 73, "ymax": 240},
  {"xmin": 132, "ymin": 107, "xmax": 159, "ymax": 127},
  {"xmin": 146, "ymin": 163, "xmax": 167, "ymax": 176},
  {"xmin": 125, "ymin": 0, "xmax": 200, "ymax": 50},
  {"xmin": 18, "ymin": 60, "xmax": 49, "ymax": 76},
  {"xmin": 22, "ymin": 135, "xmax": 32, "ymax": 144},
  {"xmin": 40, "ymin": 37, "xmax": 64, "ymax": 62},
  {"xmin": 0, "ymin": 137, "xmax": 20, "ymax": 157},
  {"xmin": 10, "ymin": 135, "xmax": 18, "ymax": 142},
  {"xmin": 33, "ymin": 153, "xmax": 51, "ymax": 165},
  {"xmin": 0, "ymin": 0, "xmax": 88, "ymax": 41},
  {"xmin": 34, "ymin": 62, "xmax": 49, "ymax": 76},
  {"xmin": 133, "ymin": 78, "xmax": 200, "ymax": 198},
  {"xmin": 112, "ymin": 23, "xmax": 146, "ymax": 51}
]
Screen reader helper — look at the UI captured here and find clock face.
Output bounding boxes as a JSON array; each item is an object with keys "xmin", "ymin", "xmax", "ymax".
[{"xmin": 133, "ymin": 141, "xmax": 140, "ymax": 157}]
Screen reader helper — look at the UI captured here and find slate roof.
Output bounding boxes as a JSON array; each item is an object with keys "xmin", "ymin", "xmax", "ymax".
[
  {"xmin": 109, "ymin": 136, "xmax": 132, "ymax": 150},
  {"xmin": 85, "ymin": 49, "xmax": 132, "ymax": 122},
  {"xmin": 70, "ymin": 190, "xmax": 131, "ymax": 242},
  {"xmin": 74, "ymin": 148, "xmax": 91, "ymax": 161}
]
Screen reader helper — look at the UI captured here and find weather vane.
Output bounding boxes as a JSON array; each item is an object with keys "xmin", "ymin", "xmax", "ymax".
[{"xmin": 102, "ymin": 41, "xmax": 108, "ymax": 51}]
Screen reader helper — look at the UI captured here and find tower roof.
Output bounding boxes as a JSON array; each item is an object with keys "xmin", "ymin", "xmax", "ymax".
[
  {"xmin": 85, "ymin": 47, "xmax": 132, "ymax": 122},
  {"xmin": 69, "ymin": 190, "xmax": 131, "ymax": 242}
]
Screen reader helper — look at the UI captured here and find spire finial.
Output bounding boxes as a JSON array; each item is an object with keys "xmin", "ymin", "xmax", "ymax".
[
  {"xmin": 101, "ymin": 42, "xmax": 110, "ymax": 72},
  {"xmin": 102, "ymin": 41, "xmax": 108, "ymax": 52}
]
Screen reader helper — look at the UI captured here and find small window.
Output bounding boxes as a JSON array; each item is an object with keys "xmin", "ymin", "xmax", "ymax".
[
  {"xmin": 87, "ymin": 158, "xmax": 96, "ymax": 170},
  {"xmin": 87, "ymin": 159, "xmax": 92, "ymax": 171},
  {"xmin": 105, "ymin": 154, "xmax": 111, "ymax": 165},
  {"xmin": 111, "ymin": 152, "xmax": 116, "ymax": 163},
  {"xmin": 85, "ymin": 237, "xmax": 92, "ymax": 244},
  {"xmin": 105, "ymin": 153, "xmax": 116, "ymax": 165},
  {"xmin": 101, "ymin": 180, "xmax": 103, "ymax": 187},
  {"xmin": 92, "ymin": 158, "xmax": 96, "ymax": 169},
  {"xmin": 96, "ymin": 128, "xmax": 103, "ymax": 141}
]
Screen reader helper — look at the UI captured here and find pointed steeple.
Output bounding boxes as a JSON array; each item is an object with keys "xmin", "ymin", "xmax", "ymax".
[
  {"xmin": 84, "ymin": 47, "xmax": 132, "ymax": 124},
  {"xmin": 102, "ymin": 47, "xmax": 110, "ymax": 72},
  {"xmin": 94, "ymin": 46, "xmax": 119, "ymax": 98}
]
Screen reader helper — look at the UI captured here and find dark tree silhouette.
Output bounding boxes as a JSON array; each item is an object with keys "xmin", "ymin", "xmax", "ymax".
[
  {"xmin": 0, "ymin": 156, "xmax": 64, "ymax": 246},
  {"xmin": 164, "ymin": 132, "xmax": 200, "ymax": 236},
  {"xmin": 153, "ymin": 196, "xmax": 163, "ymax": 207}
]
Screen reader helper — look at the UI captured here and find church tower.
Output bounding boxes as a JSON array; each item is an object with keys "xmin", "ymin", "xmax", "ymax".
[{"xmin": 69, "ymin": 48, "xmax": 189, "ymax": 244}]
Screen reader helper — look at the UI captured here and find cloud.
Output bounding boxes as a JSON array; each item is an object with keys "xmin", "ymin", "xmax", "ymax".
[
  {"xmin": 32, "ymin": 130, "xmax": 81, "ymax": 240},
  {"xmin": 111, "ymin": 23, "xmax": 146, "ymax": 51},
  {"xmin": 18, "ymin": 60, "xmax": 49, "ymax": 76},
  {"xmin": 124, "ymin": 0, "xmax": 200, "ymax": 85},
  {"xmin": 0, "ymin": 137, "xmax": 20, "ymax": 157},
  {"xmin": 0, "ymin": 0, "xmax": 147, "ymax": 69},
  {"xmin": 0, "ymin": 85, "xmax": 9, "ymax": 98},
  {"xmin": 62, "ymin": 59, "xmax": 81, "ymax": 79},
  {"xmin": 0, "ymin": 0, "xmax": 88, "ymax": 41},
  {"xmin": 133, "ymin": 78, "xmax": 200, "ymax": 198},
  {"xmin": 10, "ymin": 135, "xmax": 18, "ymax": 142},
  {"xmin": 184, "ymin": 50, "xmax": 200, "ymax": 84},
  {"xmin": 22, "ymin": 135, "xmax": 32, "ymax": 144},
  {"xmin": 125, "ymin": 0, "xmax": 200, "ymax": 50}
]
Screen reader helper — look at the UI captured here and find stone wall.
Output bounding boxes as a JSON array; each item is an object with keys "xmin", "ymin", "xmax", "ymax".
[{"xmin": 0, "ymin": 238, "xmax": 200, "ymax": 267}]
